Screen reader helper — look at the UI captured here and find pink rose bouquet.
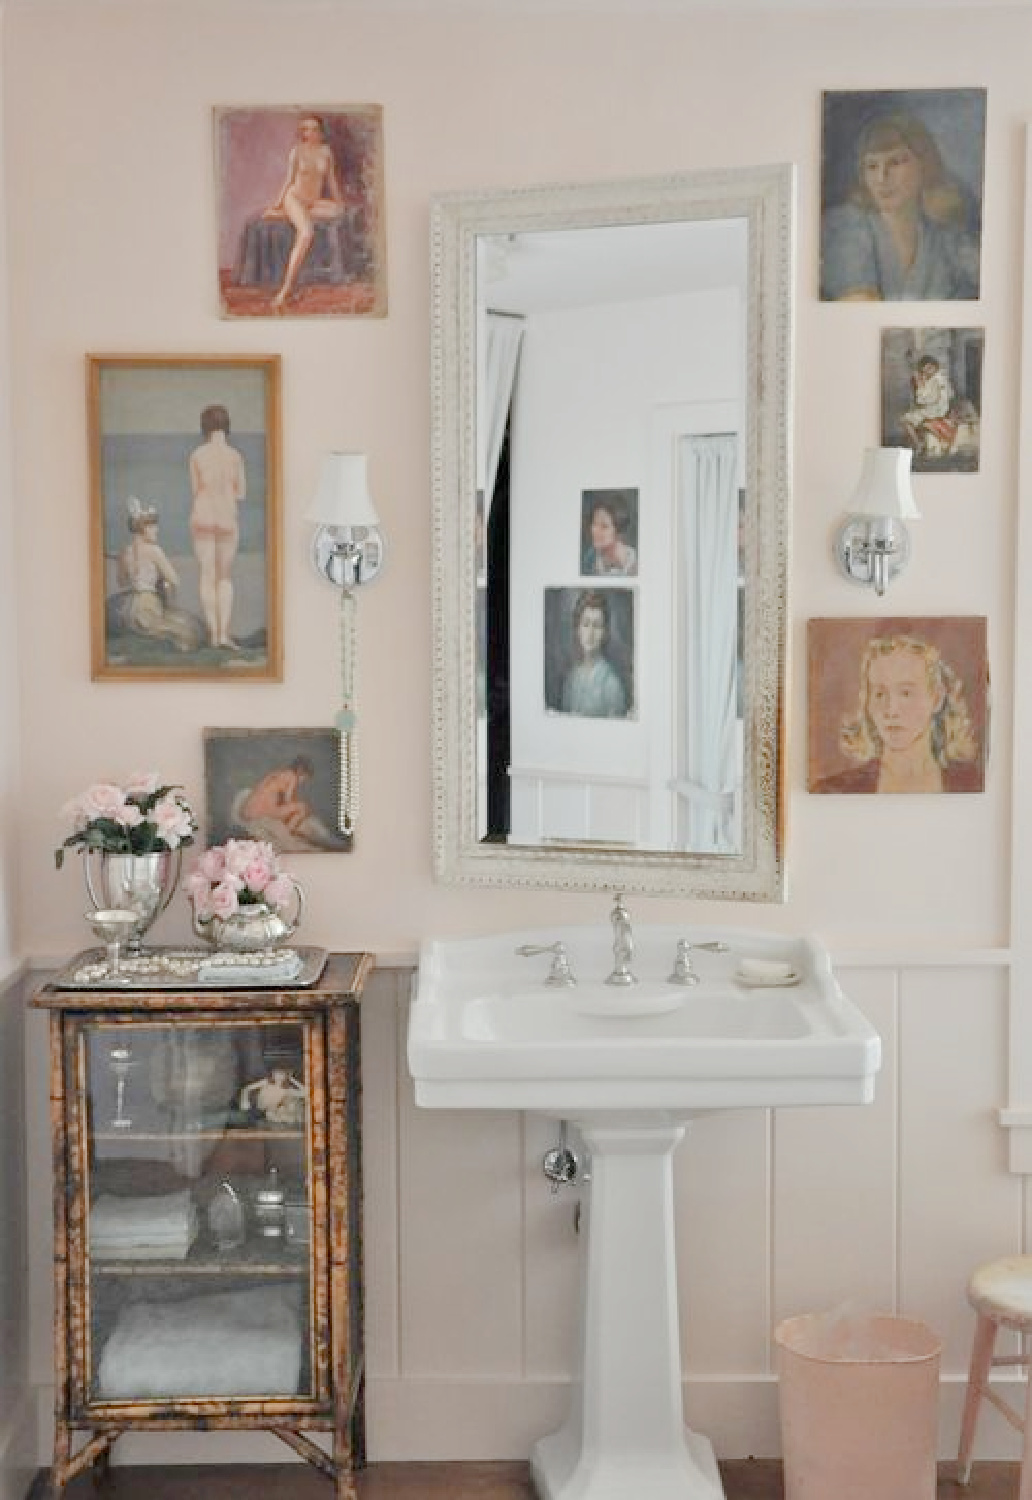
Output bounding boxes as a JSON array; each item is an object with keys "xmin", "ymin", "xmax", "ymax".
[
  {"xmin": 185, "ymin": 839, "xmax": 296, "ymax": 921},
  {"xmin": 55, "ymin": 772, "xmax": 196, "ymax": 867}
]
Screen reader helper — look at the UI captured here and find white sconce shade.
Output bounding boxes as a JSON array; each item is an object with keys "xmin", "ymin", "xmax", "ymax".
[
  {"xmin": 835, "ymin": 447, "xmax": 920, "ymax": 597},
  {"xmin": 306, "ymin": 452, "xmax": 381, "ymax": 530},
  {"xmin": 306, "ymin": 451, "xmax": 385, "ymax": 589},
  {"xmin": 848, "ymin": 447, "xmax": 921, "ymax": 522}
]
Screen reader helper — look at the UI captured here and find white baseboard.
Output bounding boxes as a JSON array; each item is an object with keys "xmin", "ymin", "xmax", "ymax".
[
  {"xmin": 0, "ymin": 1390, "xmax": 37, "ymax": 1500},
  {"xmin": 28, "ymin": 1372, "xmax": 1027, "ymax": 1470}
]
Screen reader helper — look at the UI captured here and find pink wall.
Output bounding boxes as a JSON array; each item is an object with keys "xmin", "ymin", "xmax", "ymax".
[{"xmin": 2, "ymin": 4, "xmax": 1023, "ymax": 961}]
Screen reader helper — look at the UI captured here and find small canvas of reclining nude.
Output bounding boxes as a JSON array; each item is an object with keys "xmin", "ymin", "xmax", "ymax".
[{"xmin": 205, "ymin": 730, "xmax": 352, "ymax": 854}]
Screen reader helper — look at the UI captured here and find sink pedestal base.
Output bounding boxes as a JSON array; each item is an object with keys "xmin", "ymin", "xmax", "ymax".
[{"xmin": 531, "ymin": 1118, "xmax": 724, "ymax": 1500}]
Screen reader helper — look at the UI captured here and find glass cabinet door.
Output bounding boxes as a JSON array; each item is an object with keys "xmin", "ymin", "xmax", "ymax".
[{"xmin": 76, "ymin": 1016, "xmax": 320, "ymax": 1408}]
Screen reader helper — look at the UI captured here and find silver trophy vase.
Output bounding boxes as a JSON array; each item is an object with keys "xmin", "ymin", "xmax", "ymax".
[{"xmin": 84, "ymin": 849, "xmax": 181, "ymax": 953}]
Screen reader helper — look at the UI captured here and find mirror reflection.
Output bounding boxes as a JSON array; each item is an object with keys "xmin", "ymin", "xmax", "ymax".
[
  {"xmin": 430, "ymin": 167, "xmax": 793, "ymax": 899},
  {"xmin": 477, "ymin": 218, "xmax": 748, "ymax": 856}
]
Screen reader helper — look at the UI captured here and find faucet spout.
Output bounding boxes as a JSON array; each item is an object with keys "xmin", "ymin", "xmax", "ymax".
[{"xmin": 605, "ymin": 892, "xmax": 637, "ymax": 987}]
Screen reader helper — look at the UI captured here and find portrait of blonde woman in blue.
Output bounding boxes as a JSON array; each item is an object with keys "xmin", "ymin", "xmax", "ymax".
[{"xmin": 821, "ymin": 91, "xmax": 984, "ymax": 302}]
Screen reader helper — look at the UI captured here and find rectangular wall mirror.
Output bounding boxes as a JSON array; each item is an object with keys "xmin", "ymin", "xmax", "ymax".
[{"xmin": 430, "ymin": 164, "xmax": 794, "ymax": 900}]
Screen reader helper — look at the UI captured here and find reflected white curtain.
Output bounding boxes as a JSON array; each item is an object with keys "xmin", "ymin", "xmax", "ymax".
[
  {"xmin": 677, "ymin": 433, "xmax": 740, "ymax": 852},
  {"xmin": 480, "ymin": 313, "xmax": 524, "ymax": 517}
]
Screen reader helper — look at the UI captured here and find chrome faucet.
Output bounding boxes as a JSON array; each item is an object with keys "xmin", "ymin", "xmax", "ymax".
[
  {"xmin": 605, "ymin": 892, "xmax": 637, "ymax": 987},
  {"xmin": 515, "ymin": 941, "xmax": 576, "ymax": 987}
]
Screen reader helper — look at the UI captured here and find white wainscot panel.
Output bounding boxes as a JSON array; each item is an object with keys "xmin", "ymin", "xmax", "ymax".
[{"xmin": 773, "ymin": 967, "xmax": 899, "ymax": 1322}]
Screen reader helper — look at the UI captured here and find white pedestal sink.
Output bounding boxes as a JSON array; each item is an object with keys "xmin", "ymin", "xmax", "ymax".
[{"xmin": 408, "ymin": 924, "xmax": 881, "ymax": 1500}]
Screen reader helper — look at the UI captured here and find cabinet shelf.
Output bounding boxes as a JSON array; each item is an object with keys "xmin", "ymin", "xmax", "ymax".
[
  {"xmin": 92, "ymin": 1127, "xmax": 305, "ymax": 1144},
  {"xmin": 92, "ymin": 1255, "xmax": 308, "ymax": 1277}
]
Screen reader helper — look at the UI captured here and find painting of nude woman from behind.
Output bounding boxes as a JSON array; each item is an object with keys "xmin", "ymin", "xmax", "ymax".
[
  {"xmin": 807, "ymin": 616, "xmax": 988, "ymax": 794},
  {"xmin": 204, "ymin": 727, "xmax": 352, "ymax": 853},
  {"xmin": 88, "ymin": 355, "xmax": 282, "ymax": 682},
  {"xmin": 216, "ymin": 105, "xmax": 387, "ymax": 319}
]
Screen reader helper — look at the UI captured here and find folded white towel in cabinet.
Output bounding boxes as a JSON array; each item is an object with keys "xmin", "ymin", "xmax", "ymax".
[
  {"xmin": 90, "ymin": 1189, "xmax": 198, "ymax": 1259},
  {"xmin": 98, "ymin": 1285, "xmax": 302, "ymax": 1398}
]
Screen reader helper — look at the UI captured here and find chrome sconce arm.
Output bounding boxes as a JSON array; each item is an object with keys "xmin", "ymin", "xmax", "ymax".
[
  {"xmin": 833, "ymin": 447, "xmax": 920, "ymax": 597},
  {"xmin": 306, "ymin": 452, "xmax": 386, "ymax": 591}
]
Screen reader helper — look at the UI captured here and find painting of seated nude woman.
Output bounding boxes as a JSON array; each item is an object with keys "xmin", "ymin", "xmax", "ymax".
[{"xmin": 216, "ymin": 105, "xmax": 387, "ymax": 319}]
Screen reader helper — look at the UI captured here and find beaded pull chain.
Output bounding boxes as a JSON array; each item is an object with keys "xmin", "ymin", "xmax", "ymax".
[{"xmin": 335, "ymin": 585, "xmax": 359, "ymax": 837}]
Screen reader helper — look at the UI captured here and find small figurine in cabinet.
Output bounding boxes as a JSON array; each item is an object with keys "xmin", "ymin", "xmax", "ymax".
[{"xmin": 239, "ymin": 1065, "xmax": 307, "ymax": 1125}]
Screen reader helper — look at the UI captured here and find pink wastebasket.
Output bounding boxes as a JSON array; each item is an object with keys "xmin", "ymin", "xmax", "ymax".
[{"xmin": 775, "ymin": 1312, "xmax": 941, "ymax": 1500}]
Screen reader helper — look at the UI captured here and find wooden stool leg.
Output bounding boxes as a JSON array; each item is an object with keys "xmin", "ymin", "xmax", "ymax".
[{"xmin": 959, "ymin": 1312, "xmax": 998, "ymax": 1484}]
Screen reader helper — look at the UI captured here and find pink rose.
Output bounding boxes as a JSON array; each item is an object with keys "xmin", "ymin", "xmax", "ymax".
[
  {"xmin": 81, "ymin": 783, "xmax": 131, "ymax": 822},
  {"xmin": 125, "ymin": 771, "xmax": 161, "ymax": 798},
  {"xmin": 241, "ymin": 856, "xmax": 272, "ymax": 894},
  {"xmin": 265, "ymin": 873, "xmax": 295, "ymax": 910},
  {"xmin": 222, "ymin": 840, "xmax": 256, "ymax": 879},
  {"xmin": 61, "ymin": 796, "xmax": 88, "ymax": 830},
  {"xmin": 210, "ymin": 881, "xmax": 240, "ymax": 919},
  {"xmin": 197, "ymin": 847, "xmax": 226, "ymax": 881},
  {"xmin": 152, "ymin": 793, "xmax": 193, "ymax": 847}
]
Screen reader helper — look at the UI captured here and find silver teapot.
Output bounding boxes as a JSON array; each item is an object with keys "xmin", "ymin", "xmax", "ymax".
[{"xmin": 192, "ymin": 879, "xmax": 303, "ymax": 952}]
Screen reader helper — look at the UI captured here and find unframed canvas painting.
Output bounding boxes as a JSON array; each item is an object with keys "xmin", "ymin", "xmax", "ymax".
[
  {"xmin": 216, "ymin": 105, "xmax": 387, "ymax": 318},
  {"xmin": 881, "ymin": 326, "xmax": 983, "ymax": 472},
  {"xmin": 204, "ymin": 728, "xmax": 352, "ymax": 852},
  {"xmin": 820, "ymin": 88, "xmax": 986, "ymax": 302},
  {"xmin": 807, "ymin": 616, "xmax": 988, "ymax": 794}
]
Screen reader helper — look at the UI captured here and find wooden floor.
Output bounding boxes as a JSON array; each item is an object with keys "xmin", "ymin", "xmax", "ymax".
[{"xmin": 28, "ymin": 1459, "xmax": 1024, "ymax": 1498}]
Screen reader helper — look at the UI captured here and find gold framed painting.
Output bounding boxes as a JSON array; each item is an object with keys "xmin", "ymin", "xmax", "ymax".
[{"xmin": 88, "ymin": 354, "xmax": 283, "ymax": 682}]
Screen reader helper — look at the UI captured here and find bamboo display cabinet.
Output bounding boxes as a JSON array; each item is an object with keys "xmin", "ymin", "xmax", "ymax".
[{"xmin": 33, "ymin": 951, "xmax": 372, "ymax": 1498}]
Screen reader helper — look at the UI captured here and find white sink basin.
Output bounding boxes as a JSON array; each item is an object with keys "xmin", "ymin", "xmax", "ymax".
[{"xmin": 409, "ymin": 925, "xmax": 881, "ymax": 1115}]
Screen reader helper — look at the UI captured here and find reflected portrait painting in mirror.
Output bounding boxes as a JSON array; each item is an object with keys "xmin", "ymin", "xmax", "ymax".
[
  {"xmin": 580, "ymin": 489, "xmax": 639, "ymax": 576},
  {"xmin": 544, "ymin": 587, "xmax": 635, "ymax": 721},
  {"xmin": 807, "ymin": 616, "xmax": 988, "ymax": 794}
]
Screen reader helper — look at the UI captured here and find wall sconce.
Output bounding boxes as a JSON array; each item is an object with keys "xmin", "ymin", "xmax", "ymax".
[
  {"xmin": 305, "ymin": 452, "xmax": 386, "ymax": 590},
  {"xmin": 305, "ymin": 452, "xmax": 386, "ymax": 839},
  {"xmin": 833, "ymin": 447, "xmax": 921, "ymax": 597}
]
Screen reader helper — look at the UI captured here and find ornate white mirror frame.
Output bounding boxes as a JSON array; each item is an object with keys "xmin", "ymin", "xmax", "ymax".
[{"xmin": 430, "ymin": 164, "xmax": 795, "ymax": 899}]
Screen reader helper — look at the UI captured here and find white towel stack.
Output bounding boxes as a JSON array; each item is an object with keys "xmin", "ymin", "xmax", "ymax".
[
  {"xmin": 98, "ymin": 1285, "xmax": 302, "ymax": 1398},
  {"xmin": 90, "ymin": 1189, "xmax": 198, "ymax": 1261}
]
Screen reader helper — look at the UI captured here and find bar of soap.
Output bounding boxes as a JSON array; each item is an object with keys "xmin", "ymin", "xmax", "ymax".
[{"xmin": 737, "ymin": 957, "xmax": 795, "ymax": 982}]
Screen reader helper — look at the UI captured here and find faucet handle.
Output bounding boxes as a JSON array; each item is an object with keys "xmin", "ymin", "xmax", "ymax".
[
  {"xmin": 667, "ymin": 938, "xmax": 700, "ymax": 987},
  {"xmin": 515, "ymin": 941, "xmax": 577, "ymax": 987}
]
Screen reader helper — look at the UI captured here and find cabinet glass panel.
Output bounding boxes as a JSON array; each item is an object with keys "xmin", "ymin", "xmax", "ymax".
[{"xmin": 82, "ymin": 1019, "xmax": 314, "ymax": 1404}]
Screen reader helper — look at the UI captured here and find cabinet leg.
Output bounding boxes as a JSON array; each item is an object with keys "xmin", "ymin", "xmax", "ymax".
[
  {"xmin": 333, "ymin": 1469, "xmax": 357, "ymax": 1500},
  {"xmin": 50, "ymin": 1420, "xmax": 72, "ymax": 1496}
]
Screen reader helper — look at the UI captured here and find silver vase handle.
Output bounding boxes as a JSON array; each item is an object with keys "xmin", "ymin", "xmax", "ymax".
[{"xmin": 280, "ymin": 877, "xmax": 304, "ymax": 939}]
